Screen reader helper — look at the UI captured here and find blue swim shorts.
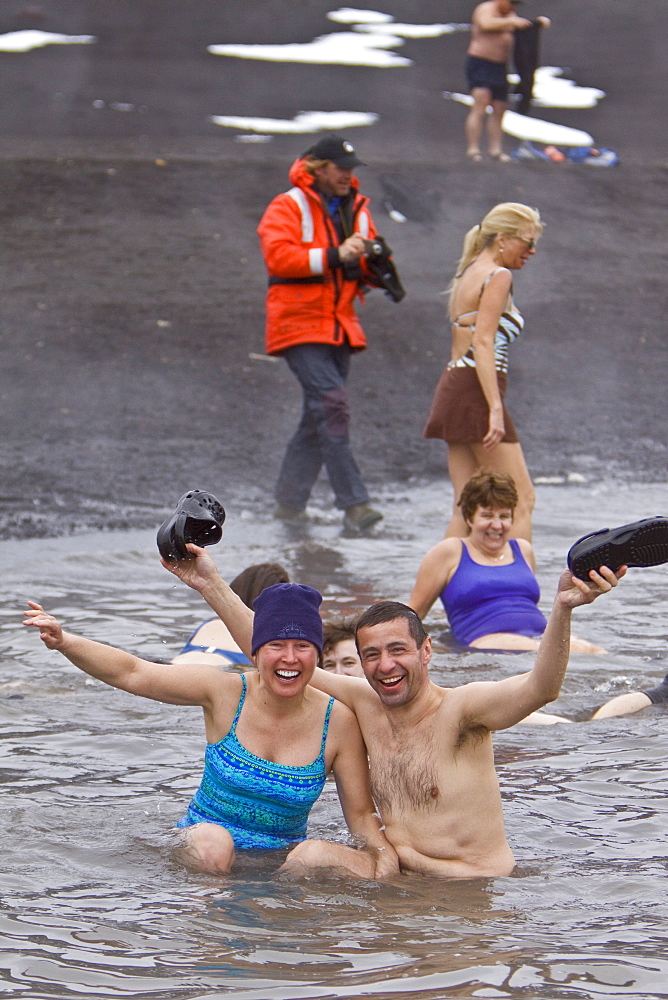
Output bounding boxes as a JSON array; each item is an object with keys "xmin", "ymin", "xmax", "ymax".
[{"xmin": 466, "ymin": 55, "xmax": 509, "ymax": 102}]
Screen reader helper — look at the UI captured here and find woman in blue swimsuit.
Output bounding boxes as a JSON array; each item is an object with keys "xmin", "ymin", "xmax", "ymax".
[
  {"xmin": 409, "ymin": 471, "xmax": 604, "ymax": 653},
  {"xmin": 24, "ymin": 580, "xmax": 397, "ymax": 877},
  {"xmin": 423, "ymin": 203, "xmax": 542, "ymax": 540}
]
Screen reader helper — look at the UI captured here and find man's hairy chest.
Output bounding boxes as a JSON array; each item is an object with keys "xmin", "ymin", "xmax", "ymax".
[
  {"xmin": 369, "ymin": 736, "xmax": 440, "ymax": 815},
  {"xmin": 365, "ymin": 715, "xmax": 489, "ymax": 817}
]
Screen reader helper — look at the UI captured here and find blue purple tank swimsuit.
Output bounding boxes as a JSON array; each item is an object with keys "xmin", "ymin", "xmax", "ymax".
[
  {"xmin": 441, "ymin": 539, "xmax": 547, "ymax": 645},
  {"xmin": 176, "ymin": 674, "xmax": 334, "ymax": 849}
]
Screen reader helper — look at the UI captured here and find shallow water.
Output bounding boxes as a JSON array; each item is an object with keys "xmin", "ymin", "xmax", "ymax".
[{"xmin": 1, "ymin": 478, "xmax": 667, "ymax": 1000}]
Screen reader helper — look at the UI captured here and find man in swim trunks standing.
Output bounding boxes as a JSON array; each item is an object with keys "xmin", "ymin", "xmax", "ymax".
[
  {"xmin": 164, "ymin": 544, "xmax": 624, "ymax": 878},
  {"xmin": 465, "ymin": 0, "xmax": 549, "ymax": 162}
]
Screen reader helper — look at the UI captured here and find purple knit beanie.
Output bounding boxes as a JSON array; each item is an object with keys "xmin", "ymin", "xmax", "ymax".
[{"xmin": 251, "ymin": 583, "xmax": 324, "ymax": 655}]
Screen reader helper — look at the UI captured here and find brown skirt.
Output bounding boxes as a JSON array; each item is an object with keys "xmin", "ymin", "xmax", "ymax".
[{"xmin": 422, "ymin": 365, "xmax": 518, "ymax": 444}]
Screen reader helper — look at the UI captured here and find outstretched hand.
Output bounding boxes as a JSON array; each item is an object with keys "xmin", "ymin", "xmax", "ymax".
[
  {"xmin": 160, "ymin": 544, "xmax": 220, "ymax": 593},
  {"xmin": 23, "ymin": 602, "xmax": 65, "ymax": 649},
  {"xmin": 556, "ymin": 564, "xmax": 626, "ymax": 609}
]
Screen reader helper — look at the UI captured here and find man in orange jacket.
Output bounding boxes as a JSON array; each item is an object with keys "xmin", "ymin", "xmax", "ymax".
[{"xmin": 257, "ymin": 134, "xmax": 383, "ymax": 533}]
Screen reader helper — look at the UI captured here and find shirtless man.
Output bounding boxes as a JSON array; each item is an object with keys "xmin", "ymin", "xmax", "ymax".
[
  {"xmin": 164, "ymin": 547, "xmax": 623, "ymax": 878},
  {"xmin": 465, "ymin": 0, "xmax": 549, "ymax": 161}
]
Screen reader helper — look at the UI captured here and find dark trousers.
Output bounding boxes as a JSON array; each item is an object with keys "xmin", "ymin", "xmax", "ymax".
[{"xmin": 275, "ymin": 343, "xmax": 369, "ymax": 511}]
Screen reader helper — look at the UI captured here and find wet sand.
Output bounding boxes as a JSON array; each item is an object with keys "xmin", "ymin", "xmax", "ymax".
[{"xmin": 1, "ymin": 0, "xmax": 666, "ymax": 539}]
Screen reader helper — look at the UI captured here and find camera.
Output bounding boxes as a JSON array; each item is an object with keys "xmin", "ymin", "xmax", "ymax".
[{"xmin": 362, "ymin": 238, "xmax": 385, "ymax": 257}]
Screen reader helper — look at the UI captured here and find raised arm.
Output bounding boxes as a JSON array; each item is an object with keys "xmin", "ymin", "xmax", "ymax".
[
  {"xmin": 456, "ymin": 565, "xmax": 626, "ymax": 730},
  {"xmin": 22, "ymin": 601, "xmax": 234, "ymax": 708},
  {"xmin": 162, "ymin": 545, "xmax": 254, "ymax": 657},
  {"xmin": 408, "ymin": 538, "xmax": 462, "ymax": 620}
]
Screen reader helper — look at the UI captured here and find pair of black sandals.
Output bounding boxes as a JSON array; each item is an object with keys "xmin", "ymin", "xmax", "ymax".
[{"xmin": 156, "ymin": 492, "xmax": 668, "ymax": 580}]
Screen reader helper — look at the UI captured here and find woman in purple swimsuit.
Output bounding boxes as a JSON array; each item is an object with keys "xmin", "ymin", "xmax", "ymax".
[{"xmin": 409, "ymin": 471, "xmax": 604, "ymax": 653}]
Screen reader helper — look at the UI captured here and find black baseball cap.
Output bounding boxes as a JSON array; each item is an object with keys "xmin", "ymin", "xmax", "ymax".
[{"xmin": 303, "ymin": 134, "xmax": 365, "ymax": 168}]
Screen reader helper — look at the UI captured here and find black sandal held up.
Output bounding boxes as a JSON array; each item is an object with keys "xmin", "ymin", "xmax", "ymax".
[
  {"xmin": 567, "ymin": 516, "xmax": 668, "ymax": 580},
  {"xmin": 156, "ymin": 490, "xmax": 226, "ymax": 562}
]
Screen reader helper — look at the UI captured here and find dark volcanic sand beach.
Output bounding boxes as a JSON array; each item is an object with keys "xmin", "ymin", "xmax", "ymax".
[{"xmin": 1, "ymin": 0, "xmax": 666, "ymax": 538}]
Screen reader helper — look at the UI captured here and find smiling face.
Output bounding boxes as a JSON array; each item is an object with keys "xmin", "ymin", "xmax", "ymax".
[
  {"xmin": 322, "ymin": 637, "xmax": 364, "ymax": 676},
  {"xmin": 255, "ymin": 639, "xmax": 318, "ymax": 697},
  {"xmin": 356, "ymin": 618, "xmax": 432, "ymax": 707},
  {"xmin": 498, "ymin": 228, "xmax": 538, "ymax": 270},
  {"xmin": 466, "ymin": 504, "xmax": 514, "ymax": 555}
]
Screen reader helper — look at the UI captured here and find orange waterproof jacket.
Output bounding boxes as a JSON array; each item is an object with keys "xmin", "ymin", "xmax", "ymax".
[{"xmin": 257, "ymin": 157, "xmax": 378, "ymax": 355}]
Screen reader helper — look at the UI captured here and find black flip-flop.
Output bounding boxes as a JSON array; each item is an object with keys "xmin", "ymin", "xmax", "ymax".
[
  {"xmin": 157, "ymin": 490, "xmax": 226, "ymax": 562},
  {"xmin": 567, "ymin": 516, "xmax": 668, "ymax": 580}
]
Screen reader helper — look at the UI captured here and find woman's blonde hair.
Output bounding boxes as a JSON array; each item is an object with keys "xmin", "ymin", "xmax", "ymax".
[{"xmin": 453, "ymin": 202, "xmax": 543, "ymax": 280}]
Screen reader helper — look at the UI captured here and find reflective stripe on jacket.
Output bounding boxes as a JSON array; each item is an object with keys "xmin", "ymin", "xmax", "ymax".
[{"xmin": 257, "ymin": 157, "xmax": 377, "ymax": 354}]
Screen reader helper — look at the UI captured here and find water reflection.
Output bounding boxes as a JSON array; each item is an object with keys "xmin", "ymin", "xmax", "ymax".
[{"xmin": 0, "ymin": 480, "xmax": 666, "ymax": 998}]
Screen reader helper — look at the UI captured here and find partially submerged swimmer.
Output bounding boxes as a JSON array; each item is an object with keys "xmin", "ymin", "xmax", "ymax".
[
  {"xmin": 167, "ymin": 540, "xmax": 624, "ymax": 878},
  {"xmin": 409, "ymin": 471, "xmax": 605, "ymax": 653},
  {"xmin": 322, "ymin": 618, "xmax": 364, "ymax": 676},
  {"xmin": 23, "ymin": 581, "xmax": 396, "ymax": 878},
  {"xmin": 521, "ymin": 672, "xmax": 668, "ymax": 724}
]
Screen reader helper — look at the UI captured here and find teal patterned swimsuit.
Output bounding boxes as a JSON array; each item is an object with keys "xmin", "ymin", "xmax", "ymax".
[{"xmin": 176, "ymin": 674, "xmax": 334, "ymax": 849}]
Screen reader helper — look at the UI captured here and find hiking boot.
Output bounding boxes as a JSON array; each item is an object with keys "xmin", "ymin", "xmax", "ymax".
[
  {"xmin": 343, "ymin": 503, "xmax": 383, "ymax": 532},
  {"xmin": 567, "ymin": 516, "xmax": 668, "ymax": 580},
  {"xmin": 274, "ymin": 504, "xmax": 307, "ymax": 522}
]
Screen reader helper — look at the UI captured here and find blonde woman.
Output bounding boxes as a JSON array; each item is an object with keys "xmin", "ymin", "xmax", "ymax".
[{"xmin": 423, "ymin": 202, "xmax": 542, "ymax": 540}]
